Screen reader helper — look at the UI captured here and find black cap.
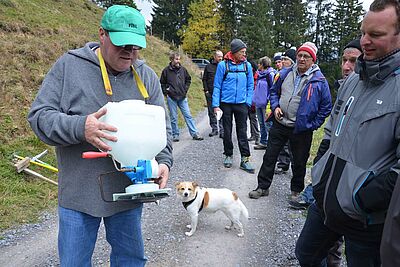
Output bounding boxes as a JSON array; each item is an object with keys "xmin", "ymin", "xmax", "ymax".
[
  {"xmin": 230, "ymin": 39, "xmax": 247, "ymax": 54},
  {"xmin": 344, "ymin": 39, "xmax": 362, "ymax": 53},
  {"xmin": 282, "ymin": 48, "xmax": 296, "ymax": 63}
]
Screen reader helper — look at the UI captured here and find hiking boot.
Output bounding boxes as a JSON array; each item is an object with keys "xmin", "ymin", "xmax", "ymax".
[
  {"xmin": 193, "ymin": 134, "xmax": 204, "ymax": 141},
  {"xmin": 209, "ymin": 130, "xmax": 218, "ymax": 137},
  {"xmin": 172, "ymin": 136, "xmax": 180, "ymax": 142},
  {"xmin": 240, "ymin": 156, "xmax": 255, "ymax": 174},
  {"xmin": 254, "ymin": 144, "xmax": 267, "ymax": 150},
  {"xmin": 224, "ymin": 156, "xmax": 233, "ymax": 168},
  {"xmin": 249, "ymin": 188, "xmax": 269, "ymax": 199},
  {"xmin": 288, "ymin": 194, "xmax": 310, "ymax": 210},
  {"xmin": 274, "ymin": 167, "xmax": 288, "ymax": 174}
]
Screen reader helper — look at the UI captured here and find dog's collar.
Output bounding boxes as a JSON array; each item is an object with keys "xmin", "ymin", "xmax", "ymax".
[{"xmin": 182, "ymin": 193, "xmax": 204, "ymax": 212}]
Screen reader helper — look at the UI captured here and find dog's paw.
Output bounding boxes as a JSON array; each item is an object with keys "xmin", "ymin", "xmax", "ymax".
[
  {"xmin": 237, "ymin": 233, "xmax": 244, "ymax": 237},
  {"xmin": 185, "ymin": 231, "xmax": 193, "ymax": 237},
  {"xmin": 225, "ymin": 225, "xmax": 232, "ymax": 230},
  {"xmin": 186, "ymin": 224, "xmax": 192, "ymax": 229}
]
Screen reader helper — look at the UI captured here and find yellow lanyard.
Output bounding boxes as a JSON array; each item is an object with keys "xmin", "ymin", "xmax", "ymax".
[{"xmin": 97, "ymin": 48, "xmax": 149, "ymax": 100}]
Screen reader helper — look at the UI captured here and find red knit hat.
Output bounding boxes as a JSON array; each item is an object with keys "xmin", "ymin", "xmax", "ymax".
[{"xmin": 297, "ymin": 42, "xmax": 318, "ymax": 62}]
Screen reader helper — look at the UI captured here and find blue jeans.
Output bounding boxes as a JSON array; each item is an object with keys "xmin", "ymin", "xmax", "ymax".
[
  {"xmin": 58, "ymin": 205, "xmax": 146, "ymax": 267},
  {"xmin": 256, "ymin": 107, "xmax": 272, "ymax": 145},
  {"xmin": 167, "ymin": 96, "xmax": 198, "ymax": 137},
  {"xmin": 295, "ymin": 203, "xmax": 381, "ymax": 267}
]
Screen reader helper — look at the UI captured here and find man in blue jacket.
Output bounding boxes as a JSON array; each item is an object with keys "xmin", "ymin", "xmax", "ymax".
[
  {"xmin": 249, "ymin": 41, "xmax": 332, "ymax": 199},
  {"xmin": 212, "ymin": 38, "xmax": 255, "ymax": 173}
]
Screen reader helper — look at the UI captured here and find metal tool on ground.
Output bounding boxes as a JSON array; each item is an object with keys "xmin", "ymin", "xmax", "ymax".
[
  {"xmin": 13, "ymin": 157, "xmax": 58, "ymax": 186},
  {"xmin": 13, "ymin": 149, "xmax": 58, "ymax": 173},
  {"xmin": 82, "ymin": 100, "xmax": 171, "ymax": 203}
]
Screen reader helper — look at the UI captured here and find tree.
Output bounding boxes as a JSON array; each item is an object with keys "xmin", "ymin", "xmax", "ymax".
[
  {"xmin": 330, "ymin": 0, "xmax": 364, "ymax": 62},
  {"xmin": 271, "ymin": 0, "xmax": 309, "ymax": 51},
  {"xmin": 179, "ymin": 0, "xmax": 222, "ymax": 58},
  {"xmin": 151, "ymin": 0, "xmax": 193, "ymax": 45},
  {"xmin": 237, "ymin": 0, "xmax": 275, "ymax": 59},
  {"xmin": 92, "ymin": 0, "xmax": 137, "ymax": 8},
  {"xmin": 308, "ymin": 0, "xmax": 335, "ymax": 62},
  {"xmin": 216, "ymin": 0, "xmax": 245, "ymax": 50}
]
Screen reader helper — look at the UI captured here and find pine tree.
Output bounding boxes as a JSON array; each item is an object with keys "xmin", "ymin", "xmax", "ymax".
[
  {"xmin": 216, "ymin": 0, "xmax": 245, "ymax": 50},
  {"xmin": 151, "ymin": 0, "xmax": 193, "ymax": 45},
  {"xmin": 179, "ymin": 0, "xmax": 222, "ymax": 58},
  {"xmin": 238, "ymin": 0, "xmax": 274, "ymax": 59},
  {"xmin": 271, "ymin": 0, "xmax": 309, "ymax": 50},
  {"xmin": 93, "ymin": 0, "xmax": 137, "ymax": 8},
  {"xmin": 331, "ymin": 0, "xmax": 364, "ymax": 62},
  {"xmin": 308, "ymin": 0, "xmax": 334, "ymax": 62}
]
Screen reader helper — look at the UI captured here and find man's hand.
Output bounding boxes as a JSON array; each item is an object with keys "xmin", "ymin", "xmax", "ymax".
[
  {"xmin": 213, "ymin": 107, "xmax": 221, "ymax": 114},
  {"xmin": 154, "ymin": 163, "xmax": 170, "ymax": 189},
  {"xmin": 85, "ymin": 108, "xmax": 118, "ymax": 151},
  {"xmin": 274, "ymin": 107, "xmax": 284, "ymax": 120}
]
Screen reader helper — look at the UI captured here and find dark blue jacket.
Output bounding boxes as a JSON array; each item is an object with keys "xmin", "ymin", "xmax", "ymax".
[{"xmin": 270, "ymin": 67, "xmax": 332, "ymax": 133}]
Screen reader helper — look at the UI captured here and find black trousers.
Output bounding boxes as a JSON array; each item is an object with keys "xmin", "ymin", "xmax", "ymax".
[
  {"xmin": 220, "ymin": 102, "xmax": 250, "ymax": 157},
  {"xmin": 205, "ymin": 92, "xmax": 223, "ymax": 133},
  {"xmin": 257, "ymin": 119, "xmax": 313, "ymax": 192},
  {"xmin": 277, "ymin": 141, "xmax": 292, "ymax": 170}
]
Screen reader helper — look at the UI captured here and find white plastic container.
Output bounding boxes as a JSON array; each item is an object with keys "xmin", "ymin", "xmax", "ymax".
[{"xmin": 99, "ymin": 100, "xmax": 167, "ymax": 167}]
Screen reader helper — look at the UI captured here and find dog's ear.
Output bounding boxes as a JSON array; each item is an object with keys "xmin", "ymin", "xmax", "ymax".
[
  {"xmin": 192, "ymin": 181, "xmax": 198, "ymax": 188},
  {"xmin": 174, "ymin": 182, "xmax": 181, "ymax": 188}
]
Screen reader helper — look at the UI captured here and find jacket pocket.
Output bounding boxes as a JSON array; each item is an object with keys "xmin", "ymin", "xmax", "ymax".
[{"xmin": 311, "ymin": 152, "xmax": 334, "ymax": 209}]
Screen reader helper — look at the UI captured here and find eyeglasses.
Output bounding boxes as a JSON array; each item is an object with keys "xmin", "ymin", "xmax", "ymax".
[
  {"xmin": 116, "ymin": 45, "xmax": 142, "ymax": 51},
  {"xmin": 297, "ymin": 53, "xmax": 312, "ymax": 60}
]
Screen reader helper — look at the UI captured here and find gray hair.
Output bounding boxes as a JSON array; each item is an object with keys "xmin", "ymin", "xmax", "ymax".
[
  {"xmin": 259, "ymin": 56, "xmax": 272, "ymax": 69},
  {"xmin": 169, "ymin": 51, "xmax": 180, "ymax": 61}
]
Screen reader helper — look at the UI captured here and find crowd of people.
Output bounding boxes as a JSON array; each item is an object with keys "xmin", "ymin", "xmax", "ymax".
[{"xmin": 27, "ymin": 0, "xmax": 400, "ymax": 266}]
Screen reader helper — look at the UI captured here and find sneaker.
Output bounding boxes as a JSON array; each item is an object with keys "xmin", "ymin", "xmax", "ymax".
[
  {"xmin": 209, "ymin": 130, "xmax": 218, "ymax": 137},
  {"xmin": 192, "ymin": 134, "xmax": 204, "ymax": 141},
  {"xmin": 288, "ymin": 195, "xmax": 310, "ymax": 210},
  {"xmin": 274, "ymin": 167, "xmax": 288, "ymax": 174},
  {"xmin": 240, "ymin": 156, "xmax": 255, "ymax": 173},
  {"xmin": 254, "ymin": 144, "xmax": 267, "ymax": 150},
  {"xmin": 172, "ymin": 136, "xmax": 180, "ymax": 142},
  {"xmin": 219, "ymin": 133, "xmax": 224, "ymax": 138},
  {"xmin": 255, "ymin": 139, "xmax": 260, "ymax": 145},
  {"xmin": 249, "ymin": 188, "xmax": 269, "ymax": 199},
  {"xmin": 224, "ymin": 156, "xmax": 233, "ymax": 168}
]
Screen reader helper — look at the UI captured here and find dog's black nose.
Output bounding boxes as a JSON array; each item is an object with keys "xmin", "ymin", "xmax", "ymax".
[{"xmin": 184, "ymin": 193, "xmax": 188, "ymax": 197}]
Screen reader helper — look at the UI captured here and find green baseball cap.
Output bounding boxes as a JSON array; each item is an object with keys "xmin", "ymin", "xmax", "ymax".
[{"xmin": 101, "ymin": 5, "xmax": 146, "ymax": 48}]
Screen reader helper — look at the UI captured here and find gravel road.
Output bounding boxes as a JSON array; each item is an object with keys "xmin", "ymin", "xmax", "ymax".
[{"xmin": 0, "ymin": 109, "xmax": 311, "ymax": 267}]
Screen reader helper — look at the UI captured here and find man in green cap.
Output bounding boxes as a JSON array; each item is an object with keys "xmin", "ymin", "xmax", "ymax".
[{"xmin": 28, "ymin": 5, "xmax": 172, "ymax": 266}]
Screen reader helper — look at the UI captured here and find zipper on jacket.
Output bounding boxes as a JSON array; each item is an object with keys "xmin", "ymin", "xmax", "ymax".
[
  {"xmin": 334, "ymin": 96, "xmax": 354, "ymax": 136},
  {"xmin": 323, "ymin": 155, "xmax": 338, "ymax": 225},
  {"xmin": 306, "ymin": 84, "xmax": 313, "ymax": 101}
]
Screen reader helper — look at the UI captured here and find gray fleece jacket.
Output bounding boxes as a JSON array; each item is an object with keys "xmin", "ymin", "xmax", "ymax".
[
  {"xmin": 28, "ymin": 42, "xmax": 173, "ymax": 217},
  {"xmin": 311, "ymin": 49, "xmax": 400, "ymax": 240}
]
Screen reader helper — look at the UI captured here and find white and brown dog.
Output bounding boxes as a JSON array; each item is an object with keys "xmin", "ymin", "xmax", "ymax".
[{"xmin": 175, "ymin": 181, "xmax": 249, "ymax": 237}]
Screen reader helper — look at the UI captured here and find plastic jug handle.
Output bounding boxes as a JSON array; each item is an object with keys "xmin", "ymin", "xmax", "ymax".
[{"xmin": 82, "ymin": 152, "xmax": 109, "ymax": 159}]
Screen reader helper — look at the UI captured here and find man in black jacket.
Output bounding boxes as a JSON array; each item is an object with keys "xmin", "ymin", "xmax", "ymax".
[
  {"xmin": 160, "ymin": 52, "xmax": 203, "ymax": 142},
  {"xmin": 202, "ymin": 50, "xmax": 224, "ymax": 137}
]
